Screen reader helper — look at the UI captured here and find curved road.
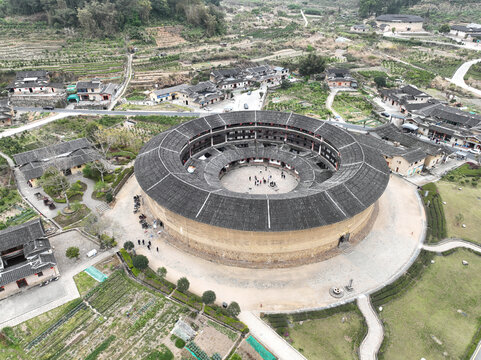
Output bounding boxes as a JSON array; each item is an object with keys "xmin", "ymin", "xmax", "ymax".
[
  {"xmin": 358, "ymin": 295, "xmax": 384, "ymax": 360},
  {"xmin": 448, "ymin": 59, "xmax": 481, "ymax": 98},
  {"xmin": 422, "ymin": 238, "xmax": 481, "ymax": 253}
]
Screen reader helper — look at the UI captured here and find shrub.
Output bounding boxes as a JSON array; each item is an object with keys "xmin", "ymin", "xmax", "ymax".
[
  {"xmin": 202, "ymin": 290, "xmax": 216, "ymax": 304},
  {"xmin": 66, "ymin": 246, "xmax": 80, "ymax": 259},
  {"xmin": 119, "ymin": 248, "xmax": 133, "ymax": 268},
  {"xmin": 123, "ymin": 241, "xmax": 134, "ymax": 251},
  {"xmin": 132, "ymin": 255, "xmax": 149, "ymax": 270},
  {"xmin": 177, "ymin": 277, "xmax": 190, "ymax": 293},
  {"xmin": 227, "ymin": 301, "xmax": 241, "ymax": 317},
  {"xmin": 106, "ymin": 192, "xmax": 113, "ymax": 203},
  {"xmin": 174, "ymin": 338, "xmax": 185, "ymax": 348}
]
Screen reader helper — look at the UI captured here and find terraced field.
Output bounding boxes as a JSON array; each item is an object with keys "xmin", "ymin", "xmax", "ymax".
[{"xmin": 0, "ymin": 21, "xmax": 127, "ymax": 83}]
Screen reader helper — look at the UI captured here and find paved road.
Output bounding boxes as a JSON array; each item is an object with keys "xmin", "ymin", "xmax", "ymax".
[
  {"xmin": 239, "ymin": 311, "xmax": 307, "ymax": 360},
  {"xmin": 358, "ymin": 295, "xmax": 384, "ymax": 360},
  {"xmin": 108, "ymin": 54, "xmax": 133, "ymax": 111},
  {"xmin": 0, "ymin": 112, "xmax": 74, "ymax": 139},
  {"xmin": 422, "ymin": 238, "xmax": 481, "ymax": 253},
  {"xmin": 448, "ymin": 59, "xmax": 481, "ymax": 98}
]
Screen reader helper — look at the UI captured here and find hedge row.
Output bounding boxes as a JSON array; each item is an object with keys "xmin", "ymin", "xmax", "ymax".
[
  {"xmin": 203, "ymin": 306, "xmax": 248, "ymax": 334},
  {"xmin": 420, "ymin": 183, "xmax": 446, "ymax": 243},
  {"xmin": 462, "ymin": 317, "xmax": 481, "ymax": 360}
]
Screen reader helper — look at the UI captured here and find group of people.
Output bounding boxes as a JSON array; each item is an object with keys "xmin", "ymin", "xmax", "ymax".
[
  {"xmin": 137, "ymin": 238, "xmax": 158, "ymax": 252},
  {"xmin": 248, "ymin": 168, "xmax": 287, "ymax": 188}
]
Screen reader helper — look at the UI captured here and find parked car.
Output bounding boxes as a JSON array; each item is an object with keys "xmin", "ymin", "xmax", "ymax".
[
  {"xmin": 43, "ymin": 105, "xmax": 54, "ymax": 110},
  {"xmin": 468, "ymin": 148, "xmax": 480, "ymax": 154},
  {"xmin": 381, "ymin": 112, "xmax": 390, "ymax": 118},
  {"xmin": 247, "ymin": 91, "xmax": 252, "ymax": 95},
  {"xmin": 244, "ymin": 103, "xmax": 249, "ymax": 109}
]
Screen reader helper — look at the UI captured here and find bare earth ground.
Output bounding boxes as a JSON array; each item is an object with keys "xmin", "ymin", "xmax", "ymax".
[{"xmin": 104, "ymin": 173, "xmax": 424, "ymax": 312}]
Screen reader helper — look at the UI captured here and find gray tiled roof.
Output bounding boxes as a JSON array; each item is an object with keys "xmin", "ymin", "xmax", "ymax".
[
  {"xmin": 13, "ymin": 138, "xmax": 100, "ymax": 180},
  {"xmin": 0, "ymin": 219, "xmax": 45, "ymax": 252},
  {"xmin": 376, "ymin": 14, "xmax": 424, "ymax": 22},
  {"xmin": 0, "ymin": 253, "xmax": 56, "ymax": 287},
  {"xmin": 135, "ymin": 111, "xmax": 390, "ymax": 232},
  {"xmin": 371, "ymin": 124, "xmax": 446, "ymax": 156}
]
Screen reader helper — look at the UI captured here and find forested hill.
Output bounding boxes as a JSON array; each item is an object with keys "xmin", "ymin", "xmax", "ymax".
[
  {"xmin": 359, "ymin": 0, "xmax": 481, "ymax": 26},
  {"xmin": 0, "ymin": 0, "xmax": 225, "ymax": 37}
]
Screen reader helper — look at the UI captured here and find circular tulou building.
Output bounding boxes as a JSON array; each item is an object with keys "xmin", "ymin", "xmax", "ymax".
[{"xmin": 134, "ymin": 111, "xmax": 390, "ymax": 267}]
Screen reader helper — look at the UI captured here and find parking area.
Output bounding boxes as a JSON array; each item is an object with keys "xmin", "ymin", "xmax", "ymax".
[{"xmin": 49, "ymin": 231, "xmax": 101, "ymax": 273}]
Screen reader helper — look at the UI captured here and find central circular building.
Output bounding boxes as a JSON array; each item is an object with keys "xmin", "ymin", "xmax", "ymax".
[{"xmin": 135, "ymin": 111, "xmax": 390, "ymax": 267}]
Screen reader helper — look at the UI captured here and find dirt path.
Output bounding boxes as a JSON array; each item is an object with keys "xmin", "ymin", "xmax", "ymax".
[{"xmin": 300, "ymin": 10, "xmax": 308, "ymax": 27}]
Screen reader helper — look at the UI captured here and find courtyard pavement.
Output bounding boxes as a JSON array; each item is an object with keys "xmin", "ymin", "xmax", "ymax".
[
  {"xmin": 0, "ymin": 231, "xmax": 115, "ymax": 328},
  {"xmin": 104, "ymin": 173, "xmax": 425, "ymax": 312}
]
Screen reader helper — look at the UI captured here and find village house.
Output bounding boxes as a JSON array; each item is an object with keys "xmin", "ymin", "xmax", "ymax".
[
  {"xmin": 210, "ymin": 65, "xmax": 289, "ymax": 90},
  {"xmin": 373, "ymin": 123, "xmax": 447, "ymax": 171},
  {"xmin": 326, "ymin": 68, "xmax": 358, "ymax": 89},
  {"xmin": 375, "ymin": 14, "xmax": 424, "ymax": 33},
  {"xmin": 8, "ymin": 71, "xmax": 63, "ymax": 95},
  {"xmin": 75, "ymin": 79, "xmax": 117, "ymax": 103},
  {"xmin": 379, "ymin": 85, "xmax": 434, "ymax": 114},
  {"xmin": 13, "ymin": 138, "xmax": 101, "ymax": 187},
  {"xmin": 0, "ymin": 219, "xmax": 58, "ymax": 300},
  {"xmin": 356, "ymin": 124, "xmax": 448, "ymax": 176},
  {"xmin": 149, "ymin": 84, "xmax": 189, "ymax": 103},
  {"xmin": 450, "ymin": 24, "xmax": 481, "ymax": 41},
  {"xmin": 7, "ymin": 70, "xmax": 66, "ymax": 107},
  {"xmin": 178, "ymin": 81, "xmax": 227, "ymax": 108}
]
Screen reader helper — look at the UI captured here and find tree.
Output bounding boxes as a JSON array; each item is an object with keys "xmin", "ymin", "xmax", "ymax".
[
  {"xmin": 157, "ymin": 266, "xmax": 167, "ymax": 278},
  {"xmin": 280, "ymin": 79, "xmax": 291, "ymax": 89},
  {"xmin": 455, "ymin": 213, "xmax": 464, "ymax": 226},
  {"xmin": 132, "ymin": 254, "xmax": 149, "ymax": 270},
  {"xmin": 202, "ymin": 290, "xmax": 216, "ymax": 304},
  {"xmin": 298, "ymin": 54, "xmax": 326, "ymax": 76},
  {"xmin": 374, "ymin": 76, "xmax": 387, "ymax": 88},
  {"xmin": 439, "ymin": 24, "xmax": 451, "ymax": 34},
  {"xmin": 177, "ymin": 277, "xmax": 190, "ymax": 293},
  {"xmin": 123, "ymin": 241, "xmax": 134, "ymax": 251},
  {"xmin": 39, "ymin": 166, "xmax": 71, "ymax": 209},
  {"xmin": 227, "ymin": 301, "xmax": 241, "ymax": 317},
  {"xmin": 66, "ymin": 246, "xmax": 80, "ymax": 259}
]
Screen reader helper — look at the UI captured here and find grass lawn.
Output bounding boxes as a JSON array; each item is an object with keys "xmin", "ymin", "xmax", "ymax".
[
  {"xmin": 378, "ymin": 249, "xmax": 481, "ymax": 359},
  {"xmin": 73, "ymin": 271, "xmax": 99, "ymax": 296},
  {"xmin": 289, "ymin": 311, "xmax": 365, "ymax": 360},
  {"xmin": 436, "ymin": 181, "xmax": 481, "ymax": 245}
]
